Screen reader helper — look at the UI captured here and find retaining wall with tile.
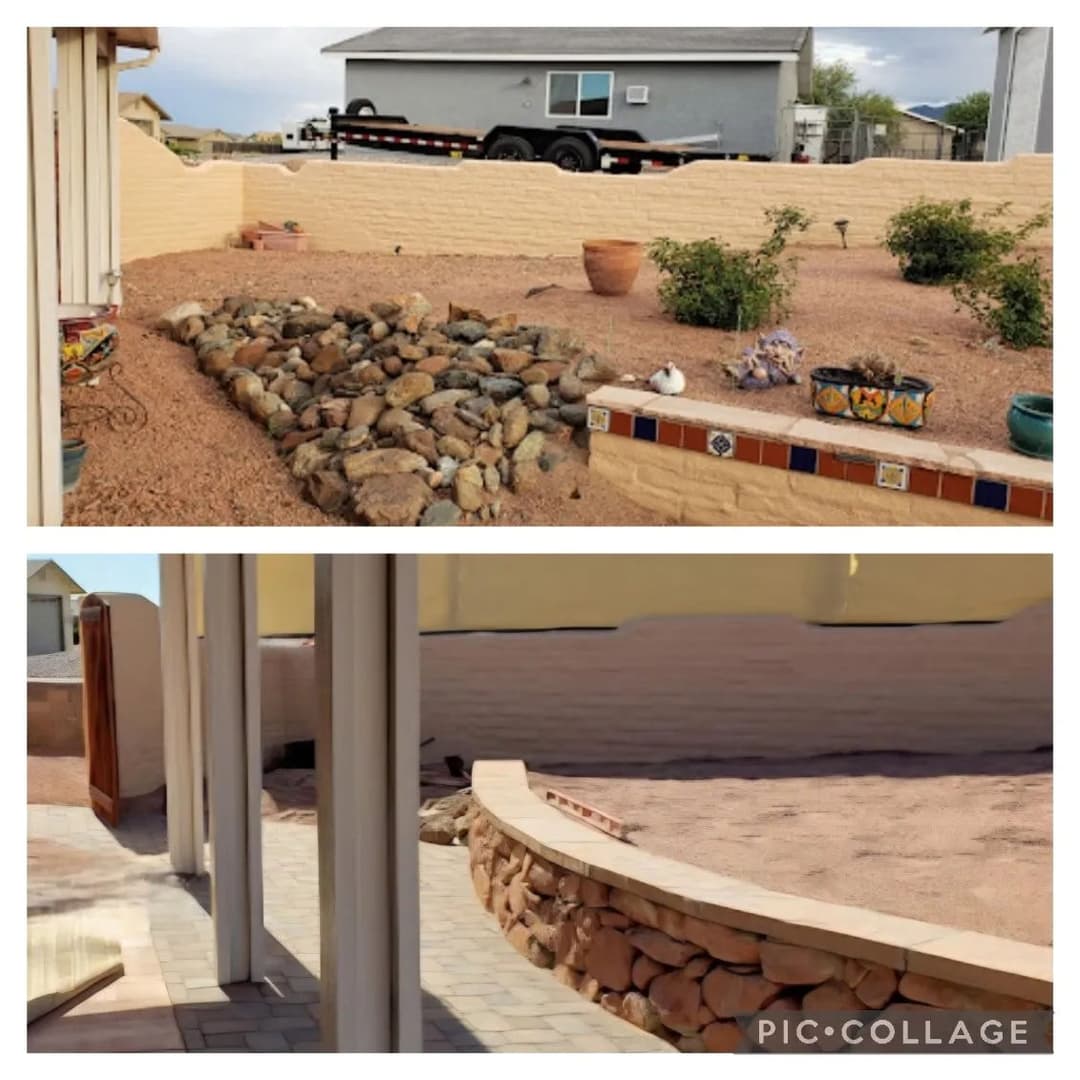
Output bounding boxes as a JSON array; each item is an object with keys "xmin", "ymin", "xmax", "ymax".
[
  {"xmin": 586, "ymin": 388, "xmax": 1052, "ymax": 526},
  {"xmin": 469, "ymin": 761, "xmax": 1052, "ymax": 1053}
]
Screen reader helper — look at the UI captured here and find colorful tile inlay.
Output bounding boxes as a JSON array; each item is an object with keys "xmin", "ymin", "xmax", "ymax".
[
  {"xmin": 590, "ymin": 401, "xmax": 1050, "ymax": 520},
  {"xmin": 707, "ymin": 431, "xmax": 735, "ymax": 458}
]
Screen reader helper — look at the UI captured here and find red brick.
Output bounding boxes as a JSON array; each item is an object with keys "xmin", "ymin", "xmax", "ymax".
[
  {"xmin": 908, "ymin": 467, "xmax": 942, "ymax": 499},
  {"xmin": 940, "ymin": 472, "xmax": 974, "ymax": 504},
  {"xmin": 609, "ymin": 410, "xmax": 633, "ymax": 438},
  {"xmin": 683, "ymin": 425, "xmax": 708, "ymax": 453},
  {"xmin": 816, "ymin": 451, "xmax": 845, "ymax": 480},
  {"xmin": 733, "ymin": 435, "xmax": 762, "ymax": 464},
  {"xmin": 760, "ymin": 440, "xmax": 789, "ymax": 469},
  {"xmin": 657, "ymin": 420, "xmax": 683, "ymax": 448},
  {"xmin": 1044, "ymin": 493, "xmax": 1053, "ymax": 521},
  {"xmin": 845, "ymin": 460, "xmax": 875, "ymax": 485},
  {"xmin": 1007, "ymin": 485, "xmax": 1045, "ymax": 519}
]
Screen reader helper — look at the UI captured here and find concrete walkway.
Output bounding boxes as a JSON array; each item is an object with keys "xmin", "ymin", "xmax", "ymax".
[{"xmin": 27, "ymin": 805, "xmax": 668, "ymax": 1053}]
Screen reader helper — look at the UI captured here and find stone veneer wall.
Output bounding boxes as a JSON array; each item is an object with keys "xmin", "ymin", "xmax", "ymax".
[
  {"xmin": 119, "ymin": 114, "xmax": 1052, "ymax": 258},
  {"xmin": 586, "ymin": 388, "xmax": 1052, "ymax": 526},
  {"xmin": 469, "ymin": 761, "xmax": 1051, "ymax": 1053}
]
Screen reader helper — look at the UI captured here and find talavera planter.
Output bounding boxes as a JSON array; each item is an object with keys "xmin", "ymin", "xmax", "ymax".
[
  {"xmin": 1007, "ymin": 393, "xmax": 1052, "ymax": 460},
  {"xmin": 810, "ymin": 367, "xmax": 935, "ymax": 430}
]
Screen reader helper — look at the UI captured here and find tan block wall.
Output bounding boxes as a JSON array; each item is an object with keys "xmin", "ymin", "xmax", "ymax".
[
  {"xmin": 589, "ymin": 433, "xmax": 1046, "ymax": 526},
  {"xmin": 242, "ymin": 153, "xmax": 1052, "ymax": 255},
  {"xmin": 120, "ymin": 118, "xmax": 1052, "ymax": 259},
  {"xmin": 27, "ymin": 680, "xmax": 84, "ymax": 755},
  {"xmin": 119, "ymin": 119, "xmax": 244, "ymax": 261}
]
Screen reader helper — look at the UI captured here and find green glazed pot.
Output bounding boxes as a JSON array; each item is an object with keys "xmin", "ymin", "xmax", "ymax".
[
  {"xmin": 1007, "ymin": 393, "xmax": 1052, "ymax": 461},
  {"xmin": 62, "ymin": 438, "xmax": 88, "ymax": 493}
]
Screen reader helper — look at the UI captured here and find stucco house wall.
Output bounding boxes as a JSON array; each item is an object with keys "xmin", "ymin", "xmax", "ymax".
[{"xmin": 28, "ymin": 562, "xmax": 83, "ymax": 653}]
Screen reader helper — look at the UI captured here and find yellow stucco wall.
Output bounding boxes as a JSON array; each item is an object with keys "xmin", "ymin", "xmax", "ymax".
[
  {"xmin": 193, "ymin": 554, "xmax": 1051, "ymax": 636},
  {"xmin": 119, "ymin": 119, "xmax": 244, "ymax": 261},
  {"xmin": 119, "ymin": 116, "xmax": 1052, "ymax": 258}
]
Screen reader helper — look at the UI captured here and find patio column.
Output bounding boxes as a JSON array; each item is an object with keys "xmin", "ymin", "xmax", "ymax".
[
  {"xmin": 159, "ymin": 555, "xmax": 205, "ymax": 876},
  {"xmin": 314, "ymin": 555, "xmax": 421, "ymax": 1052},
  {"xmin": 203, "ymin": 555, "xmax": 264, "ymax": 985}
]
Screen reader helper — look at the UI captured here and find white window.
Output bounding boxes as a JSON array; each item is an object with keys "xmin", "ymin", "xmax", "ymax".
[{"xmin": 546, "ymin": 71, "xmax": 614, "ymax": 119}]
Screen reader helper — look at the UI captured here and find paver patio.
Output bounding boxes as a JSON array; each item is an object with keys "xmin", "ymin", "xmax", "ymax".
[{"xmin": 27, "ymin": 804, "xmax": 669, "ymax": 1053}]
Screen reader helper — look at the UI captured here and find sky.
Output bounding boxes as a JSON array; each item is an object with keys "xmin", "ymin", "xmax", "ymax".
[
  {"xmin": 31, "ymin": 555, "xmax": 161, "ymax": 603},
  {"xmin": 118, "ymin": 27, "xmax": 999, "ymax": 134}
]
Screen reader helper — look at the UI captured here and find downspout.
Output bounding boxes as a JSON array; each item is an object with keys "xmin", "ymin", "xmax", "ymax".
[
  {"xmin": 116, "ymin": 47, "xmax": 159, "ymax": 72},
  {"xmin": 107, "ymin": 46, "xmax": 159, "ymax": 298}
]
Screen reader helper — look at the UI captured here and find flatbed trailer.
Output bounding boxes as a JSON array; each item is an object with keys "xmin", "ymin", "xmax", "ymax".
[{"xmin": 319, "ymin": 99, "xmax": 770, "ymax": 174}]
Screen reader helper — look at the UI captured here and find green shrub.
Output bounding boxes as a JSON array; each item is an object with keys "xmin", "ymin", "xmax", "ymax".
[
  {"xmin": 648, "ymin": 206, "xmax": 812, "ymax": 331},
  {"xmin": 953, "ymin": 255, "xmax": 1052, "ymax": 349},
  {"xmin": 883, "ymin": 198, "xmax": 1049, "ymax": 285}
]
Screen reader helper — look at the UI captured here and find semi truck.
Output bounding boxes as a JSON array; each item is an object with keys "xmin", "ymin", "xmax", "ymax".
[{"xmin": 309, "ymin": 97, "xmax": 770, "ymax": 174}]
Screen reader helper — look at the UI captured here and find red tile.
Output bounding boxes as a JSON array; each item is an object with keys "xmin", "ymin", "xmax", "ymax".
[
  {"xmin": 940, "ymin": 472, "xmax": 974, "ymax": 504},
  {"xmin": 761, "ymin": 440, "xmax": 789, "ymax": 469},
  {"xmin": 609, "ymin": 410, "xmax": 633, "ymax": 438},
  {"xmin": 1044, "ymin": 493, "xmax": 1053, "ymax": 522},
  {"xmin": 908, "ymin": 467, "xmax": 942, "ymax": 499},
  {"xmin": 1007, "ymin": 485, "xmax": 1046, "ymax": 519},
  {"xmin": 683, "ymin": 425, "xmax": 708, "ymax": 453},
  {"xmin": 733, "ymin": 435, "xmax": 762, "ymax": 464},
  {"xmin": 816, "ymin": 451, "xmax": 845, "ymax": 480},
  {"xmin": 845, "ymin": 460, "xmax": 876, "ymax": 486},
  {"xmin": 657, "ymin": 420, "xmax": 683, "ymax": 448}
]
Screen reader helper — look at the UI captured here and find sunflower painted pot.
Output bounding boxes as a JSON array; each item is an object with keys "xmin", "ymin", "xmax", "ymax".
[{"xmin": 810, "ymin": 367, "xmax": 934, "ymax": 430}]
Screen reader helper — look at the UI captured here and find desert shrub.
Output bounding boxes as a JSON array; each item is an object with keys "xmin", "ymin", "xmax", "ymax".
[
  {"xmin": 953, "ymin": 255, "xmax": 1052, "ymax": 349},
  {"xmin": 882, "ymin": 198, "xmax": 1049, "ymax": 285},
  {"xmin": 648, "ymin": 206, "xmax": 812, "ymax": 330}
]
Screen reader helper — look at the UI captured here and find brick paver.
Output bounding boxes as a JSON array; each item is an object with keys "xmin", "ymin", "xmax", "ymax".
[{"xmin": 28, "ymin": 805, "xmax": 668, "ymax": 1053}]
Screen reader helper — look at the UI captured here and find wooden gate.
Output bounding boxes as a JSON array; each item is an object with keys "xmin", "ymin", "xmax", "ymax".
[{"xmin": 80, "ymin": 596, "xmax": 120, "ymax": 826}]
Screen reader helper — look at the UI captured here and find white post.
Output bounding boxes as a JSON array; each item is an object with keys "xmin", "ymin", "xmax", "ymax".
[
  {"xmin": 204, "ymin": 555, "xmax": 263, "ymax": 985},
  {"xmin": 314, "ymin": 555, "xmax": 421, "ymax": 1052},
  {"xmin": 159, "ymin": 555, "xmax": 205, "ymax": 876},
  {"xmin": 26, "ymin": 27, "xmax": 62, "ymax": 526}
]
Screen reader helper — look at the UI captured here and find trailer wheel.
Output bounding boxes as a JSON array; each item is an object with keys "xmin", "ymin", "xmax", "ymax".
[
  {"xmin": 543, "ymin": 135, "xmax": 597, "ymax": 172},
  {"xmin": 345, "ymin": 97, "xmax": 377, "ymax": 116},
  {"xmin": 486, "ymin": 134, "xmax": 535, "ymax": 161}
]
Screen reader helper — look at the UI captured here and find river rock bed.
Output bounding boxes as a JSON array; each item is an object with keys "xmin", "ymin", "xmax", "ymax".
[{"xmin": 157, "ymin": 292, "xmax": 617, "ymax": 525}]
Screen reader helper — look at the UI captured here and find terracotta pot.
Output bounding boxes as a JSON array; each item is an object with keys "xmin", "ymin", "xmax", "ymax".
[{"xmin": 582, "ymin": 239, "xmax": 643, "ymax": 296}]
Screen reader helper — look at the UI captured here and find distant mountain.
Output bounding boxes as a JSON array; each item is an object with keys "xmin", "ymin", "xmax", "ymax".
[{"xmin": 906, "ymin": 103, "xmax": 951, "ymax": 121}]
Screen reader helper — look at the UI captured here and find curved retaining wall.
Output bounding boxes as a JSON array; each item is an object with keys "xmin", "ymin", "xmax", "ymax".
[{"xmin": 469, "ymin": 760, "xmax": 1051, "ymax": 1052}]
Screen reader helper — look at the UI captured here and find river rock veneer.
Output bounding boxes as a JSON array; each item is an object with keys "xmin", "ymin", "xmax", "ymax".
[
  {"xmin": 158, "ymin": 293, "xmax": 611, "ymax": 525},
  {"xmin": 467, "ymin": 810, "xmax": 1049, "ymax": 1052}
]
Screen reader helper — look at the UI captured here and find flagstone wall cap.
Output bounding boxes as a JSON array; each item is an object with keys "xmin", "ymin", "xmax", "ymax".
[{"xmin": 472, "ymin": 759, "xmax": 1052, "ymax": 1005}]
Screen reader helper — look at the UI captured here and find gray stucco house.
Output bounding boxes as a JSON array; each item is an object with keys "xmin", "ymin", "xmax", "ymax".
[
  {"xmin": 323, "ymin": 27, "xmax": 813, "ymax": 161},
  {"xmin": 985, "ymin": 27, "xmax": 1052, "ymax": 160}
]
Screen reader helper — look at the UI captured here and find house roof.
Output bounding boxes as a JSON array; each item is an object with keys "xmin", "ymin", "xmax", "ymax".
[
  {"xmin": 162, "ymin": 123, "xmax": 233, "ymax": 141},
  {"xmin": 27, "ymin": 559, "xmax": 86, "ymax": 595},
  {"xmin": 323, "ymin": 27, "xmax": 810, "ymax": 59},
  {"xmin": 119, "ymin": 91, "xmax": 172, "ymax": 121},
  {"xmin": 899, "ymin": 108, "xmax": 959, "ymax": 131}
]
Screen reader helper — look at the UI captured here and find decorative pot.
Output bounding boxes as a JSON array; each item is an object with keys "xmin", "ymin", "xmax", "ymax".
[
  {"xmin": 1007, "ymin": 393, "xmax": 1052, "ymax": 460},
  {"xmin": 62, "ymin": 438, "xmax": 87, "ymax": 493},
  {"xmin": 810, "ymin": 367, "xmax": 934, "ymax": 430},
  {"xmin": 582, "ymin": 239, "xmax": 643, "ymax": 296}
]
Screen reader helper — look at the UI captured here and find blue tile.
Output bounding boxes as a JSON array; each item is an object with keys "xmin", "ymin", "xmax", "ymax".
[
  {"xmin": 788, "ymin": 445, "xmax": 818, "ymax": 474},
  {"xmin": 632, "ymin": 415, "xmax": 657, "ymax": 442},
  {"xmin": 973, "ymin": 478, "xmax": 1008, "ymax": 511}
]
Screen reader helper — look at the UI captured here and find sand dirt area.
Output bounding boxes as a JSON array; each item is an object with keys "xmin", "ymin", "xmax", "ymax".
[
  {"xmin": 530, "ymin": 752, "xmax": 1051, "ymax": 946},
  {"xmin": 63, "ymin": 247, "xmax": 1050, "ymax": 525}
]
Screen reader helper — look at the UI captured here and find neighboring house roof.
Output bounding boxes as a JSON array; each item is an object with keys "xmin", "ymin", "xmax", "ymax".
[
  {"xmin": 119, "ymin": 91, "xmax": 172, "ymax": 121},
  {"xmin": 27, "ymin": 559, "xmax": 86, "ymax": 595},
  {"xmin": 323, "ymin": 27, "xmax": 810, "ymax": 59},
  {"xmin": 162, "ymin": 123, "xmax": 233, "ymax": 141},
  {"xmin": 899, "ymin": 108, "xmax": 959, "ymax": 131}
]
